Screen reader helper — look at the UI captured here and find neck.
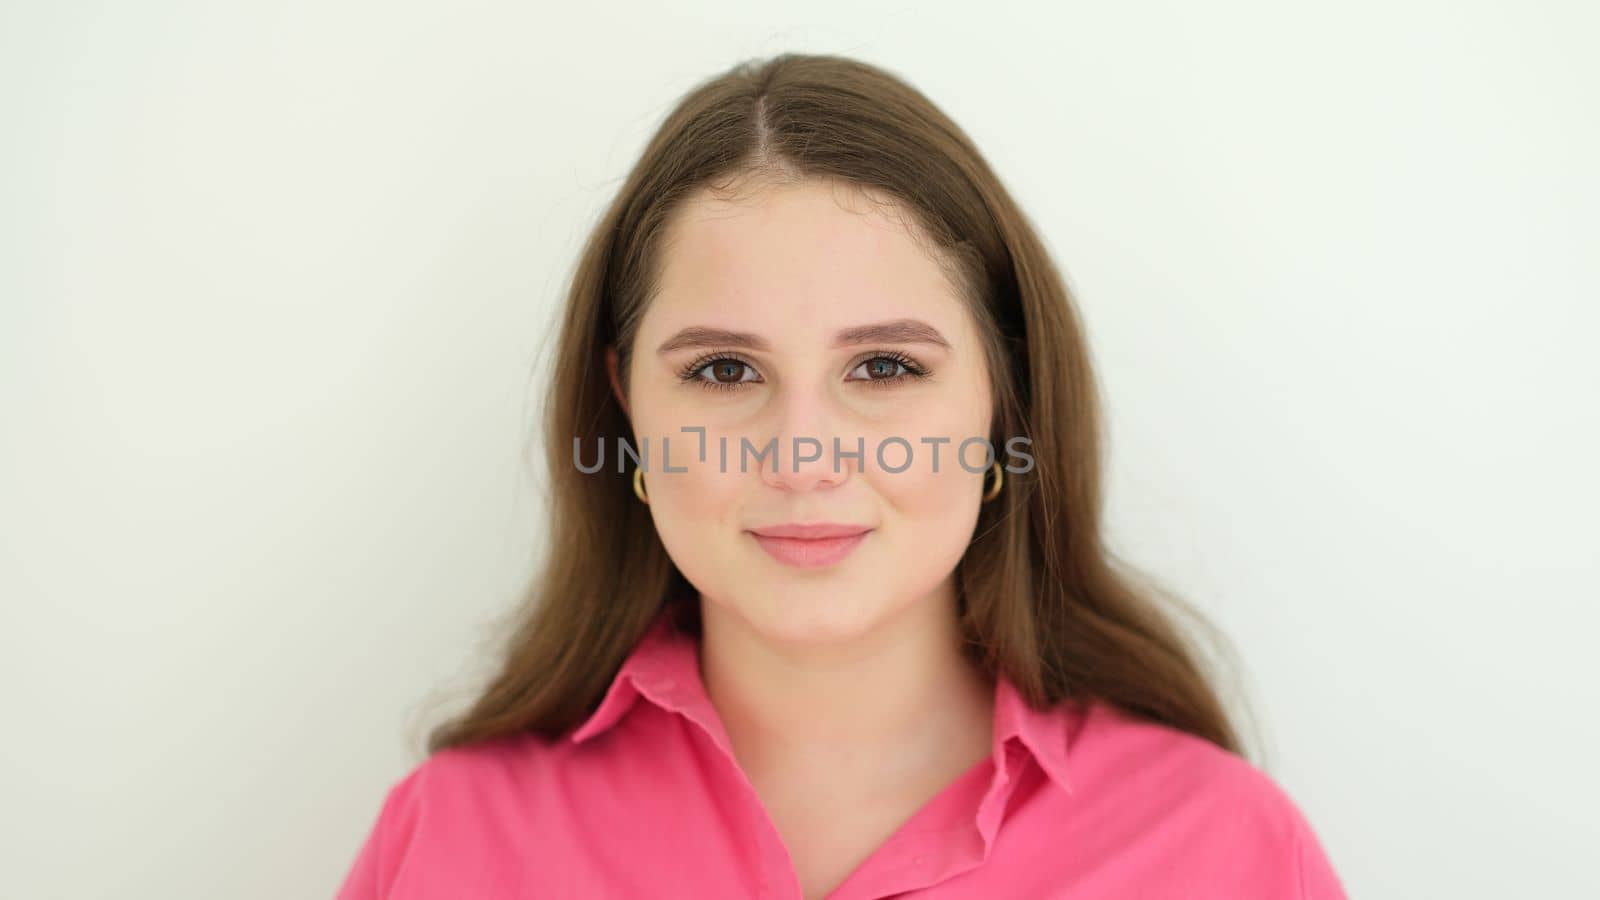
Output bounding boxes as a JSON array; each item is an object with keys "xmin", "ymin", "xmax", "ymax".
[{"xmin": 697, "ymin": 588, "xmax": 995, "ymax": 790}]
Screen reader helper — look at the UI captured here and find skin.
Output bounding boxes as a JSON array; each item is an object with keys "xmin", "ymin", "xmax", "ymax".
[{"xmin": 605, "ymin": 176, "xmax": 1000, "ymax": 898}]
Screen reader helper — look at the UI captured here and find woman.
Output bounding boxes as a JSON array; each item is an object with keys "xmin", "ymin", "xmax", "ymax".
[{"xmin": 336, "ymin": 53, "xmax": 1346, "ymax": 899}]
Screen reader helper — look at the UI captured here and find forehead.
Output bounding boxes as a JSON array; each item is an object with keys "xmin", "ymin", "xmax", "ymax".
[{"xmin": 648, "ymin": 179, "xmax": 970, "ymax": 337}]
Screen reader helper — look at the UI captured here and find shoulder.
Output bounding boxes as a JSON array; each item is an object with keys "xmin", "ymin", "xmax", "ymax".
[
  {"xmin": 1069, "ymin": 699, "xmax": 1293, "ymax": 820},
  {"xmin": 371, "ymin": 732, "xmax": 556, "ymax": 832},
  {"xmin": 336, "ymin": 733, "xmax": 560, "ymax": 899},
  {"xmin": 1062, "ymin": 700, "xmax": 1346, "ymax": 899}
]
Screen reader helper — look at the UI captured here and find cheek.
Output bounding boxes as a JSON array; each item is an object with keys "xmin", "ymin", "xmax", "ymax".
[
  {"xmin": 863, "ymin": 393, "xmax": 992, "ymax": 560},
  {"xmin": 635, "ymin": 433, "xmax": 748, "ymax": 588},
  {"xmin": 649, "ymin": 461, "xmax": 738, "ymax": 529},
  {"xmin": 870, "ymin": 451, "xmax": 985, "ymax": 540},
  {"xmin": 868, "ymin": 438, "xmax": 986, "ymax": 575}
]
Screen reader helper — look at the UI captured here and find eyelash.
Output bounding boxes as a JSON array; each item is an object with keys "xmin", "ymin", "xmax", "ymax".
[{"xmin": 677, "ymin": 349, "xmax": 931, "ymax": 393}]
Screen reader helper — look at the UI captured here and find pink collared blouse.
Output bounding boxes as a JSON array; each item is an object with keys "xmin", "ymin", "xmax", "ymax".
[{"xmin": 336, "ymin": 609, "xmax": 1346, "ymax": 899}]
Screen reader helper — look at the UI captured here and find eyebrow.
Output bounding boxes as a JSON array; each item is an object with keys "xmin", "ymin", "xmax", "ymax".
[{"xmin": 655, "ymin": 318, "xmax": 953, "ymax": 355}]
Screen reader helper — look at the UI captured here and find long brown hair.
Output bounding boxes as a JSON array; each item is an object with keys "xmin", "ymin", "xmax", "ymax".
[{"xmin": 423, "ymin": 53, "xmax": 1254, "ymax": 760}]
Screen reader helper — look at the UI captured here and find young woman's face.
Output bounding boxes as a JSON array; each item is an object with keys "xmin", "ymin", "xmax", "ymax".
[{"xmin": 610, "ymin": 178, "xmax": 994, "ymax": 645}]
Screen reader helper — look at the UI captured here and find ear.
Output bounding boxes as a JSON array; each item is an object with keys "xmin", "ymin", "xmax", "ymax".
[{"xmin": 605, "ymin": 344, "xmax": 630, "ymax": 419}]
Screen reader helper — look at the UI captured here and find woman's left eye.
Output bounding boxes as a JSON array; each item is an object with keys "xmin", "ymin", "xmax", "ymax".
[
  {"xmin": 849, "ymin": 357, "xmax": 909, "ymax": 381},
  {"xmin": 846, "ymin": 353, "xmax": 929, "ymax": 387}
]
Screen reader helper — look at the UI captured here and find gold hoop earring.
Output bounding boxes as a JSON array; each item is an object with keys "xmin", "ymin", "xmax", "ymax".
[
  {"xmin": 982, "ymin": 462, "xmax": 1003, "ymax": 503},
  {"xmin": 633, "ymin": 466, "xmax": 649, "ymax": 504}
]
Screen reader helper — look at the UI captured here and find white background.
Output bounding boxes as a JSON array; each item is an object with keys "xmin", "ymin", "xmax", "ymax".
[{"xmin": 3, "ymin": 1, "xmax": 1596, "ymax": 897}]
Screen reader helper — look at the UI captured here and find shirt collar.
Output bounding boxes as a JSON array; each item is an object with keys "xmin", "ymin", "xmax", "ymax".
[
  {"xmin": 567, "ymin": 607, "xmax": 702, "ymax": 746},
  {"xmin": 569, "ymin": 606, "xmax": 1075, "ymax": 796}
]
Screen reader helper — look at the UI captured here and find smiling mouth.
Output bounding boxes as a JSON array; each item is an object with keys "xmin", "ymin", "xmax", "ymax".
[{"xmin": 747, "ymin": 529, "xmax": 871, "ymax": 569}]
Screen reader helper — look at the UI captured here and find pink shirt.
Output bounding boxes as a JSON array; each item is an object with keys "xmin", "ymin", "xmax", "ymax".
[{"xmin": 336, "ymin": 609, "xmax": 1346, "ymax": 898}]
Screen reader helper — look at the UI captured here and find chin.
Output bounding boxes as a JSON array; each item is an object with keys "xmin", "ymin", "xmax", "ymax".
[{"xmin": 736, "ymin": 589, "xmax": 894, "ymax": 646}]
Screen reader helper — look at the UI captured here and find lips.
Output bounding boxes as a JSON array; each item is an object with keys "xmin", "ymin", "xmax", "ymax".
[
  {"xmin": 749, "ymin": 523, "xmax": 871, "ymax": 540},
  {"xmin": 748, "ymin": 522, "xmax": 872, "ymax": 569}
]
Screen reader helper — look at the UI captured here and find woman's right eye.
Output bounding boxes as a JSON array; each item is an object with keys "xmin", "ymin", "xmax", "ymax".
[{"xmin": 686, "ymin": 357, "xmax": 761, "ymax": 392}]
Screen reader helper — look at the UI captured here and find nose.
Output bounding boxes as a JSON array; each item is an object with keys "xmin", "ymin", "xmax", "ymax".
[{"xmin": 757, "ymin": 386, "xmax": 857, "ymax": 493}]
